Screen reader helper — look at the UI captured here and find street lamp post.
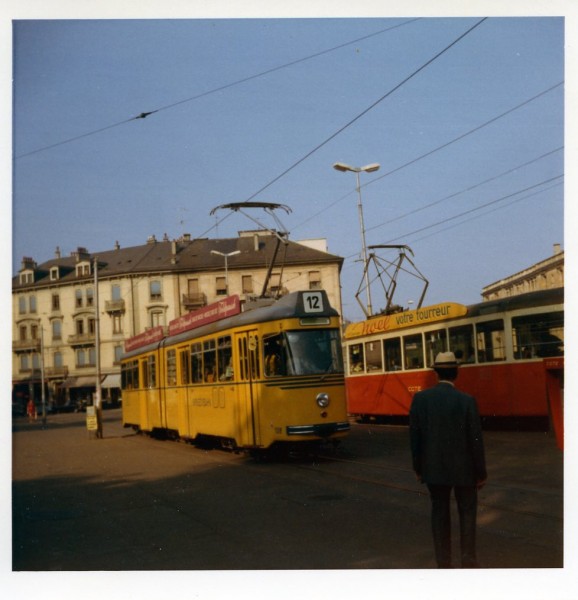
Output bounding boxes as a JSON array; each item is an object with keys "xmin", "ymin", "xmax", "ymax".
[
  {"xmin": 211, "ymin": 250, "xmax": 241, "ymax": 295},
  {"xmin": 333, "ymin": 161, "xmax": 380, "ymax": 317},
  {"xmin": 39, "ymin": 325, "xmax": 46, "ymax": 426}
]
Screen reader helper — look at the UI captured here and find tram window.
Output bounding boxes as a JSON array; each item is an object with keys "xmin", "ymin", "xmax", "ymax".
[
  {"xmin": 449, "ymin": 325, "xmax": 475, "ymax": 363},
  {"xmin": 203, "ymin": 339, "xmax": 217, "ymax": 382},
  {"xmin": 365, "ymin": 341, "xmax": 383, "ymax": 371},
  {"xmin": 349, "ymin": 343, "xmax": 364, "ymax": 374},
  {"xmin": 285, "ymin": 329, "xmax": 342, "ymax": 375},
  {"xmin": 384, "ymin": 337, "xmax": 402, "ymax": 371},
  {"xmin": 250, "ymin": 336, "xmax": 260, "ymax": 380},
  {"xmin": 218, "ymin": 336, "xmax": 234, "ymax": 380},
  {"xmin": 264, "ymin": 334, "xmax": 286, "ymax": 376},
  {"xmin": 148, "ymin": 355, "xmax": 156, "ymax": 387},
  {"xmin": 238, "ymin": 338, "xmax": 248, "ymax": 380},
  {"xmin": 166, "ymin": 349, "xmax": 177, "ymax": 386},
  {"xmin": 191, "ymin": 343, "xmax": 203, "ymax": 384},
  {"xmin": 426, "ymin": 329, "xmax": 447, "ymax": 367},
  {"xmin": 121, "ymin": 360, "xmax": 139, "ymax": 389},
  {"xmin": 404, "ymin": 334, "xmax": 424, "ymax": 370},
  {"xmin": 476, "ymin": 319, "xmax": 505, "ymax": 362},
  {"xmin": 512, "ymin": 311, "xmax": 564, "ymax": 359},
  {"xmin": 132, "ymin": 360, "xmax": 139, "ymax": 388},
  {"xmin": 179, "ymin": 349, "xmax": 190, "ymax": 384},
  {"xmin": 142, "ymin": 355, "xmax": 156, "ymax": 388}
]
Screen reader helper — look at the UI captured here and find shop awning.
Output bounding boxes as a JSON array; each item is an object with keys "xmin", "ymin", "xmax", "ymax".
[
  {"xmin": 62, "ymin": 376, "xmax": 97, "ymax": 388},
  {"xmin": 101, "ymin": 374, "xmax": 121, "ymax": 389}
]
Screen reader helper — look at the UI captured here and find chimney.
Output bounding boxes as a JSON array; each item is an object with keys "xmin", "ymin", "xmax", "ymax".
[
  {"xmin": 254, "ymin": 234, "xmax": 259, "ymax": 252},
  {"xmin": 553, "ymin": 243, "xmax": 562, "ymax": 255},
  {"xmin": 71, "ymin": 247, "xmax": 90, "ymax": 262},
  {"xmin": 114, "ymin": 241, "xmax": 120, "ymax": 250},
  {"xmin": 55, "ymin": 246, "xmax": 61, "ymax": 259},
  {"xmin": 147, "ymin": 235, "xmax": 157, "ymax": 244},
  {"xmin": 21, "ymin": 256, "xmax": 36, "ymax": 270}
]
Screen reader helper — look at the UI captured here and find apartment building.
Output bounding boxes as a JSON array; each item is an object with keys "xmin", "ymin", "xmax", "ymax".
[{"xmin": 12, "ymin": 231, "xmax": 343, "ymax": 411}]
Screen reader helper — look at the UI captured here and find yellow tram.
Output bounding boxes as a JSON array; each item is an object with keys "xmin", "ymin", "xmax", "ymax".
[{"xmin": 121, "ymin": 290, "xmax": 349, "ymax": 453}]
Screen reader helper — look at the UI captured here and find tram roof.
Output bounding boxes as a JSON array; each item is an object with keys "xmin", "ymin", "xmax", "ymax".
[
  {"xmin": 122, "ymin": 290, "xmax": 339, "ymax": 359},
  {"xmin": 465, "ymin": 287, "xmax": 563, "ymax": 317}
]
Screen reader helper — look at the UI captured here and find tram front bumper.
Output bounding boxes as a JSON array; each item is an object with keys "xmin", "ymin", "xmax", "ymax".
[{"xmin": 286, "ymin": 422, "xmax": 350, "ymax": 437}]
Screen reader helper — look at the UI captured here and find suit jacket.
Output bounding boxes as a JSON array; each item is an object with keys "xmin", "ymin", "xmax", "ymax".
[{"xmin": 409, "ymin": 381, "xmax": 487, "ymax": 486}]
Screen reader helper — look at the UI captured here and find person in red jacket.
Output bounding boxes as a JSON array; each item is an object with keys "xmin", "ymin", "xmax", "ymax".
[{"xmin": 409, "ymin": 351, "xmax": 487, "ymax": 568}]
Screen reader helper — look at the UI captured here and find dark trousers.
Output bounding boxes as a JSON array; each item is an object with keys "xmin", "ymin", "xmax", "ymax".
[{"xmin": 427, "ymin": 484, "xmax": 478, "ymax": 568}]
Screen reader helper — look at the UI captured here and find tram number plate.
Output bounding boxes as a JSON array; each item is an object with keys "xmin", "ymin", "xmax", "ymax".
[{"xmin": 303, "ymin": 291, "xmax": 324, "ymax": 313}]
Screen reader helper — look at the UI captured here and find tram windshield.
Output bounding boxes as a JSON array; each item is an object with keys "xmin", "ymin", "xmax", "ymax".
[{"xmin": 264, "ymin": 329, "xmax": 343, "ymax": 376}]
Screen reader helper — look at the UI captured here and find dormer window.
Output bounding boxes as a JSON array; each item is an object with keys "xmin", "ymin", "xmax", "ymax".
[
  {"xmin": 50, "ymin": 266, "xmax": 60, "ymax": 281},
  {"xmin": 19, "ymin": 271, "xmax": 34, "ymax": 285},
  {"xmin": 76, "ymin": 261, "xmax": 92, "ymax": 277}
]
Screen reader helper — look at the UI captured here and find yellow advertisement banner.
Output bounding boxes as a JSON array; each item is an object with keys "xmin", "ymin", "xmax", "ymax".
[{"xmin": 344, "ymin": 302, "xmax": 468, "ymax": 339}]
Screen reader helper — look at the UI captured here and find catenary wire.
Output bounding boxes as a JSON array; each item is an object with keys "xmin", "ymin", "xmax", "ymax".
[
  {"xmin": 365, "ymin": 146, "xmax": 564, "ymax": 232},
  {"xmin": 341, "ymin": 174, "xmax": 563, "ymax": 261},
  {"xmin": 405, "ymin": 181, "xmax": 563, "ymax": 246},
  {"xmin": 291, "ymin": 83, "xmax": 563, "ymax": 233},
  {"xmin": 241, "ymin": 18, "xmax": 488, "ymax": 203},
  {"xmin": 14, "ymin": 19, "xmax": 420, "ymax": 160},
  {"xmin": 338, "ymin": 177, "xmax": 563, "ymax": 273}
]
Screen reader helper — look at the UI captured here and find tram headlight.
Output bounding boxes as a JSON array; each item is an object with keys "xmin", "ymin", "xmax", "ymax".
[{"xmin": 316, "ymin": 393, "xmax": 330, "ymax": 408}]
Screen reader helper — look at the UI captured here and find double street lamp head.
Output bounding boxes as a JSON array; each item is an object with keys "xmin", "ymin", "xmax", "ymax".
[
  {"xmin": 211, "ymin": 250, "xmax": 241, "ymax": 258},
  {"xmin": 333, "ymin": 162, "xmax": 380, "ymax": 174}
]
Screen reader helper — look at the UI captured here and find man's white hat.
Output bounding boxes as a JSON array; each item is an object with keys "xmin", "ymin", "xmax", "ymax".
[{"xmin": 433, "ymin": 351, "xmax": 459, "ymax": 368}]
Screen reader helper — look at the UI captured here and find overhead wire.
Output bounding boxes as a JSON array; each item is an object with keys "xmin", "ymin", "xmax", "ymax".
[
  {"xmin": 291, "ymin": 83, "xmax": 563, "ymax": 233},
  {"xmin": 365, "ymin": 146, "xmax": 564, "ymax": 233},
  {"xmin": 406, "ymin": 180, "xmax": 563, "ymax": 246},
  {"xmin": 338, "ymin": 176, "xmax": 563, "ymax": 281},
  {"xmin": 340, "ymin": 173, "xmax": 563, "ymax": 262},
  {"xmin": 242, "ymin": 18, "xmax": 488, "ymax": 203},
  {"xmin": 14, "ymin": 18, "xmax": 420, "ymax": 160}
]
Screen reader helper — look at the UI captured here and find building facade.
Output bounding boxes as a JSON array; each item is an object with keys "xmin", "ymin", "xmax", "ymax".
[
  {"xmin": 12, "ymin": 231, "xmax": 343, "ymax": 412},
  {"xmin": 481, "ymin": 243, "xmax": 564, "ymax": 301}
]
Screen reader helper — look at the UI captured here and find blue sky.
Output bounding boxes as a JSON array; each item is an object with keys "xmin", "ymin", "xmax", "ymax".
[{"xmin": 9, "ymin": 12, "xmax": 566, "ymax": 324}]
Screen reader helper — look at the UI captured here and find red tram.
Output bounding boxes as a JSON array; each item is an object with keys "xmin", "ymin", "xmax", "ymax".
[{"xmin": 343, "ymin": 288, "xmax": 564, "ymax": 421}]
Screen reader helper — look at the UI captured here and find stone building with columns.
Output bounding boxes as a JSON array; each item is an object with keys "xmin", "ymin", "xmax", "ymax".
[{"xmin": 481, "ymin": 244, "xmax": 564, "ymax": 301}]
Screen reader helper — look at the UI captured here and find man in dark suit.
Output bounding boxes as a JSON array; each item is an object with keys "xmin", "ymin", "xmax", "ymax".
[{"xmin": 409, "ymin": 351, "xmax": 487, "ymax": 568}]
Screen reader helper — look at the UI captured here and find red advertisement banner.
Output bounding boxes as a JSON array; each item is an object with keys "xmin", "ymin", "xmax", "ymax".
[
  {"xmin": 168, "ymin": 295, "xmax": 241, "ymax": 336},
  {"xmin": 124, "ymin": 325, "xmax": 165, "ymax": 352}
]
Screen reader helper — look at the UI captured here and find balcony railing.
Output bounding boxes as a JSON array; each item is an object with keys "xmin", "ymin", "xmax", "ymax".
[
  {"xmin": 44, "ymin": 366, "xmax": 69, "ymax": 378},
  {"xmin": 105, "ymin": 299, "xmax": 126, "ymax": 313},
  {"xmin": 12, "ymin": 339, "xmax": 41, "ymax": 353},
  {"xmin": 67, "ymin": 333, "xmax": 96, "ymax": 347},
  {"xmin": 182, "ymin": 292, "xmax": 207, "ymax": 310}
]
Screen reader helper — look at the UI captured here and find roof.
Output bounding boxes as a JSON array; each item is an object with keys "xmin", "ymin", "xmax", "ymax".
[{"xmin": 12, "ymin": 235, "xmax": 343, "ymax": 291}]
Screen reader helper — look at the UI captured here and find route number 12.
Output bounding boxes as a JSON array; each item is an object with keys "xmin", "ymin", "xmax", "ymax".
[{"xmin": 303, "ymin": 291, "xmax": 324, "ymax": 313}]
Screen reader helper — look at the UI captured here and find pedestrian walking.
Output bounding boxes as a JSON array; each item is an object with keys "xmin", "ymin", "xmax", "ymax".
[
  {"xmin": 409, "ymin": 351, "xmax": 487, "ymax": 568},
  {"xmin": 26, "ymin": 398, "xmax": 37, "ymax": 422}
]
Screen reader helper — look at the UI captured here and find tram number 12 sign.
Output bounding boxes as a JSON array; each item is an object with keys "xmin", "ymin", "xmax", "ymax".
[{"xmin": 303, "ymin": 291, "xmax": 324, "ymax": 313}]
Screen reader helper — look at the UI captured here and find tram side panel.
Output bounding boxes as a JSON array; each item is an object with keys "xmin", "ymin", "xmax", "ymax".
[{"xmin": 346, "ymin": 370, "xmax": 434, "ymax": 417}]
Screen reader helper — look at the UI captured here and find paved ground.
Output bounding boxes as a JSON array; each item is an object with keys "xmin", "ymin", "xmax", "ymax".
[{"xmin": 7, "ymin": 409, "xmax": 574, "ymax": 599}]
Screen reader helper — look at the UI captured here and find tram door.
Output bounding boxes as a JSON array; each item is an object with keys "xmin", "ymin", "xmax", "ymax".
[{"xmin": 234, "ymin": 331, "xmax": 261, "ymax": 448}]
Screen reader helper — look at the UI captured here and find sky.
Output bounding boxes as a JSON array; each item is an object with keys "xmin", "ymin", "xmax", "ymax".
[{"xmin": 9, "ymin": 11, "xmax": 568, "ymax": 324}]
